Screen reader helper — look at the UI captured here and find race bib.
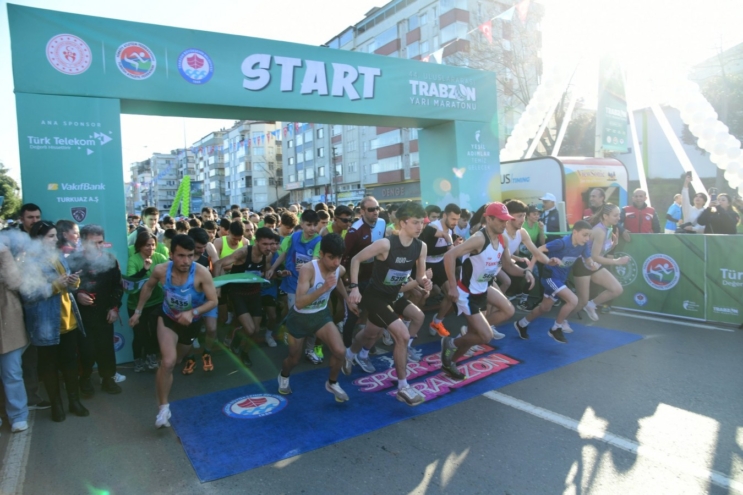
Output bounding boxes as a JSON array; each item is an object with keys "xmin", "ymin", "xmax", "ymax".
[
  {"xmin": 477, "ymin": 270, "xmax": 498, "ymax": 283},
  {"xmin": 384, "ymin": 269, "xmax": 411, "ymax": 286},
  {"xmin": 164, "ymin": 291, "xmax": 192, "ymax": 320},
  {"xmin": 295, "ymin": 253, "xmax": 312, "ymax": 271}
]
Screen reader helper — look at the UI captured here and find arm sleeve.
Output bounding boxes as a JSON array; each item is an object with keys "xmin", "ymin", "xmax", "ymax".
[
  {"xmin": 342, "ymin": 228, "xmax": 359, "ymax": 269},
  {"xmin": 652, "ymin": 212, "xmax": 661, "ymax": 233},
  {"xmin": 543, "ymin": 238, "xmax": 563, "ymax": 254},
  {"xmin": 421, "ymin": 226, "xmax": 448, "ymax": 256},
  {"xmin": 279, "ymin": 235, "xmax": 292, "ymax": 255},
  {"xmin": 696, "ymin": 208, "xmax": 711, "ymax": 226},
  {"xmin": 681, "ymin": 188, "xmax": 692, "ymax": 223}
]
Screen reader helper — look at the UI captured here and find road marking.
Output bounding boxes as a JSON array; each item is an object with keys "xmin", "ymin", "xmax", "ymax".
[
  {"xmin": 483, "ymin": 391, "xmax": 743, "ymax": 493},
  {"xmin": 610, "ymin": 310, "xmax": 734, "ymax": 332},
  {"xmin": 0, "ymin": 412, "xmax": 34, "ymax": 495}
]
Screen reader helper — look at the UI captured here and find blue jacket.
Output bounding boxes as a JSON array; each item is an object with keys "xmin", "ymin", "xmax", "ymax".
[{"xmin": 21, "ymin": 255, "xmax": 85, "ymax": 347}]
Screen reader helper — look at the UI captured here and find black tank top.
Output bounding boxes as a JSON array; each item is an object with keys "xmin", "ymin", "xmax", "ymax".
[
  {"xmin": 230, "ymin": 246, "xmax": 266, "ymax": 295},
  {"xmin": 196, "ymin": 252, "xmax": 210, "ymax": 269},
  {"xmin": 370, "ymin": 235, "xmax": 422, "ymax": 297}
]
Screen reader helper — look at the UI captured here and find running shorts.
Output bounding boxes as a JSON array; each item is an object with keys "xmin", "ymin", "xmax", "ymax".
[
  {"xmin": 455, "ymin": 287, "xmax": 488, "ymax": 316},
  {"xmin": 359, "ymin": 286, "xmax": 411, "ymax": 328},
  {"xmin": 542, "ymin": 278, "xmax": 567, "ymax": 301},
  {"xmin": 286, "ymin": 307, "xmax": 333, "ymax": 339},
  {"xmin": 159, "ymin": 314, "xmax": 201, "ymax": 346}
]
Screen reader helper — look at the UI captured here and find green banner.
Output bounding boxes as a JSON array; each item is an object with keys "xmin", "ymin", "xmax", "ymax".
[
  {"xmin": 597, "ymin": 56, "xmax": 629, "ymax": 153},
  {"xmin": 610, "ymin": 234, "xmax": 706, "ymax": 319},
  {"xmin": 704, "ymin": 236, "xmax": 743, "ymax": 324}
]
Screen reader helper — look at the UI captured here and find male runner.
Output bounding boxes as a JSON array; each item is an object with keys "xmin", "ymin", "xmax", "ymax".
[
  {"xmin": 440, "ymin": 203, "xmax": 545, "ymax": 379},
  {"xmin": 128, "ymin": 235, "xmax": 218, "ymax": 428},
  {"xmin": 514, "ymin": 220, "xmax": 597, "ymax": 344},
  {"xmin": 344, "ymin": 202, "xmax": 432, "ymax": 406},
  {"xmin": 320, "ymin": 205, "xmax": 353, "ymax": 238},
  {"xmin": 278, "ymin": 234, "xmax": 355, "ymax": 402},
  {"xmin": 213, "ymin": 227, "xmax": 275, "ymax": 367},
  {"xmin": 213, "ymin": 221, "xmax": 246, "ymax": 325}
]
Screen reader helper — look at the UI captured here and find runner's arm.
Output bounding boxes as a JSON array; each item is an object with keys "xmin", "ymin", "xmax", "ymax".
[
  {"xmin": 294, "ymin": 262, "xmax": 333, "ymax": 309},
  {"xmin": 519, "ymin": 228, "xmax": 552, "ymax": 264},
  {"xmin": 589, "ymin": 228, "xmax": 616, "ymax": 265},
  {"xmin": 349, "ymin": 238, "xmax": 390, "ymax": 284},
  {"xmin": 213, "ymin": 247, "xmax": 247, "ymax": 278},
  {"xmin": 443, "ymin": 233, "xmax": 484, "ymax": 289},
  {"xmin": 334, "ymin": 266, "xmax": 358, "ymax": 315},
  {"xmin": 502, "ymin": 244, "xmax": 535, "ymax": 288},
  {"xmin": 194, "ymin": 265, "xmax": 218, "ymax": 315},
  {"xmin": 415, "ymin": 242, "xmax": 432, "ymax": 291},
  {"xmin": 133, "ymin": 264, "xmax": 165, "ymax": 312},
  {"xmin": 206, "ymin": 242, "xmax": 220, "ymax": 265}
]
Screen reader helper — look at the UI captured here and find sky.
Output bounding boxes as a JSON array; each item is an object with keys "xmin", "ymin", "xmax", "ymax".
[{"xmin": 1, "ymin": 0, "xmax": 742, "ymax": 186}]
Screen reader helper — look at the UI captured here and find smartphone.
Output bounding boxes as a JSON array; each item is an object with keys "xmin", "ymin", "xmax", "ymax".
[
  {"xmin": 686, "ymin": 171, "xmax": 692, "ymax": 180},
  {"xmin": 709, "ymin": 187, "xmax": 718, "ymax": 202}
]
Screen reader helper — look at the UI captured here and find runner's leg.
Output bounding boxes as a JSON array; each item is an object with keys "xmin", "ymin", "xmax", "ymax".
[
  {"xmin": 485, "ymin": 286, "xmax": 516, "ymax": 327},
  {"xmin": 316, "ymin": 323, "xmax": 344, "ymax": 382},
  {"xmin": 386, "ymin": 319, "xmax": 411, "ymax": 382},
  {"xmin": 589, "ymin": 268, "xmax": 624, "ymax": 306}
]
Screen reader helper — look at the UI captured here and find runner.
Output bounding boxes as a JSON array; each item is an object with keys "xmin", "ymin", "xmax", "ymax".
[
  {"xmin": 344, "ymin": 202, "xmax": 432, "ymax": 406},
  {"xmin": 259, "ymin": 231, "xmax": 282, "ymax": 347},
  {"xmin": 573, "ymin": 203, "xmax": 630, "ymax": 321},
  {"xmin": 513, "ymin": 221, "xmax": 597, "ymax": 344},
  {"xmin": 423, "ymin": 203, "xmax": 461, "ymax": 337},
  {"xmin": 440, "ymin": 203, "xmax": 540, "ymax": 378},
  {"xmin": 278, "ymin": 234, "xmax": 355, "ymax": 402},
  {"xmin": 213, "ymin": 227, "xmax": 275, "ymax": 367},
  {"xmin": 213, "ymin": 221, "xmax": 245, "ymax": 325},
  {"xmin": 128, "ymin": 235, "xmax": 218, "ymax": 428},
  {"xmin": 499, "ymin": 200, "xmax": 547, "ymax": 304}
]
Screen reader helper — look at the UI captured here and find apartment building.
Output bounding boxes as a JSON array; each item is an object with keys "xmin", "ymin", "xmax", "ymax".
[
  {"xmin": 128, "ymin": 153, "xmax": 177, "ymax": 213},
  {"xmin": 283, "ymin": 0, "xmax": 543, "ymax": 205}
]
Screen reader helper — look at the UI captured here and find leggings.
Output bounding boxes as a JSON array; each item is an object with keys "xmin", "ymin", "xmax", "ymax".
[
  {"xmin": 128, "ymin": 306, "xmax": 160, "ymax": 359},
  {"xmin": 37, "ymin": 330, "xmax": 79, "ymax": 376}
]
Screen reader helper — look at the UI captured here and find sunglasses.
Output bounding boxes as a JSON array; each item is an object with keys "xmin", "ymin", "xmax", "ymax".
[
  {"xmin": 337, "ymin": 217, "xmax": 352, "ymax": 223},
  {"xmin": 365, "ymin": 207, "xmax": 380, "ymax": 212}
]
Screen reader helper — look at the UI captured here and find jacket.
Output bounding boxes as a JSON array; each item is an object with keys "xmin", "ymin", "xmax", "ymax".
[
  {"xmin": 21, "ymin": 254, "xmax": 85, "ymax": 347},
  {"xmin": 68, "ymin": 250, "xmax": 123, "ymax": 313},
  {"xmin": 697, "ymin": 207, "xmax": 740, "ymax": 235},
  {"xmin": 0, "ymin": 249, "xmax": 28, "ymax": 354},
  {"xmin": 342, "ymin": 218, "xmax": 386, "ymax": 281},
  {"xmin": 540, "ymin": 208, "xmax": 561, "ymax": 242},
  {"xmin": 621, "ymin": 204, "xmax": 661, "ymax": 233}
]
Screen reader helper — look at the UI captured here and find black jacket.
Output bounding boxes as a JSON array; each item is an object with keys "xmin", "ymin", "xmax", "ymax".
[
  {"xmin": 67, "ymin": 250, "xmax": 123, "ymax": 312},
  {"xmin": 540, "ymin": 209, "xmax": 561, "ymax": 242},
  {"xmin": 697, "ymin": 207, "xmax": 740, "ymax": 235}
]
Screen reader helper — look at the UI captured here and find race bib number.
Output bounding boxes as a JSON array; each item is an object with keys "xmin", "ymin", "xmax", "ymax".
[
  {"xmin": 384, "ymin": 269, "xmax": 412, "ymax": 286},
  {"xmin": 477, "ymin": 271, "xmax": 498, "ymax": 283},
  {"xmin": 164, "ymin": 291, "xmax": 192, "ymax": 320},
  {"xmin": 561, "ymin": 256, "xmax": 578, "ymax": 268}
]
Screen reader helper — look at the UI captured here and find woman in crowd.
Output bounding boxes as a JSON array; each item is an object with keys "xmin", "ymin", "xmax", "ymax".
[
  {"xmin": 573, "ymin": 204, "xmax": 630, "ymax": 322},
  {"xmin": 679, "ymin": 175, "xmax": 707, "ymax": 233},
  {"xmin": 56, "ymin": 219, "xmax": 80, "ymax": 255},
  {"xmin": 23, "ymin": 221, "xmax": 89, "ymax": 422},
  {"xmin": 0, "ymin": 239, "xmax": 30, "ymax": 432},
  {"xmin": 127, "ymin": 230, "xmax": 167, "ymax": 372},
  {"xmin": 697, "ymin": 193, "xmax": 740, "ymax": 235}
]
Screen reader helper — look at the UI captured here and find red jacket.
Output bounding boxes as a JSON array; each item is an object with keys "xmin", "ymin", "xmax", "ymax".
[{"xmin": 621, "ymin": 204, "xmax": 660, "ymax": 233}]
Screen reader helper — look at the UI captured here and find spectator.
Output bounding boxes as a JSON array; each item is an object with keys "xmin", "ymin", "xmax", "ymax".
[
  {"xmin": 620, "ymin": 189, "xmax": 660, "ymax": 239},
  {"xmin": 665, "ymin": 194, "xmax": 683, "ymax": 234},
  {"xmin": 697, "ymin": 193, "xmax": 740, "ymax": 234},
  {"xmin": 583, "ymin": 188, "xmax": 606, "ymax": 220},
  {"xmin": 539, "ymin": 193, "xmax": 561, "ymax": 242},
  {"xmin": 680, "ymin": 175, "xmax": 707, "ymax": 234},
  {"xmin": 55, "ymin": 219, "xmax": 80, "ymax": 255},
  {"xmin": 161, "ymin": 216, "xmax": 176, "ymax": 231},
  {"xmin": 4, "ymin": 203, "xmax": 41, "ymax": 234},
  {"xmin": 523, "ymin": 205, "xmax": 545, "ymax": 249},
  {"xmin": 162, "ymin": 229, "xmax": 177, "ymax": 251},
  {"xmin": 425, "ymin": 205, "xmax": 441, "ymax": 224}
]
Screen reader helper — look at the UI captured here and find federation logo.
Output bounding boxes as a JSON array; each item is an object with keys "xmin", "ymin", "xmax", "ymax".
[
  {"xmin": 116, "ymin": 42, "xmax": 156, "ymax": 80},
  {"xmin": 634, "ymin": 292, "xmax": 648, "ymax": 307},
  {"xmin": 642, "ymin": 254, "xmax": 681, "ymax": 291},
  {"xmin": 113, "ymin": 332, "xmax": 125, "ymax": 352},
  {"xmin": 177, "ymin": 49, "xmax": 214, "ymax": 85},
  {"xmin": 71, "ymin": 207, "xmax": 87, "ymax": 223},
  {"xmin": 46, "ymin": 34, "xmax": 92, "ymax": 75},
  {"xmin": 223, "ymin": 394, "xmax": 287, "ymax": 419},
  {"xmin": 611, "ymin": 252, "xmax": 637, "ymax": 286}
]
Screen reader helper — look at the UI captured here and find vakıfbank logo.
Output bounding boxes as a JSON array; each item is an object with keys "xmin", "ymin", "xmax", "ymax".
[
  {"xmin": 612, "ymin": 252, "xmax": 638, "ymax": 286},
  {"xmin": 642, "ymin": 254, "xmax": 680, "ymax": 291},
  {"xmin": 48, "ymin": 183, "xmax": 106, "ymax": 191}
]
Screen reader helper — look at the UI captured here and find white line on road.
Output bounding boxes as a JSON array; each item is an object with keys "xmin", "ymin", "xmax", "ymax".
[
  {"xmin": 483, "ymin": 391, "xmax": 743, "ymax": 494},
  {"xmin": 610, "ymin": 310, "xmax": 735, "ymax": 332},
  {"xmin": 0, "ymin": 412, "xmax": 34, "ymax": 495}
]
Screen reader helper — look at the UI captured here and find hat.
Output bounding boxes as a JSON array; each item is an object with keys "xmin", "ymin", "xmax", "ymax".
[
  {"xmin": 540, "ymin": 193, "xmax": 557, "ymax": 202},
  {"xmin": 484, "ymin": 202, "xmax": 515, "ymax": 221}
]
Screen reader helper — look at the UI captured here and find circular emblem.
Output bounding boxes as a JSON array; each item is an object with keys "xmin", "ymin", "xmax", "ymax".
[
  {"xmin": 177, "ymin": 49, "xmax": 213, "ymax": 85},
  {"xmin": 611, "ymin": 252, "xmax": 638, "ymax": 286},
  {"xmin": 116, "ymin": 42, "xmax": 156, "ymax": 80},
  {"xmin": 642, "ymin": 254, "xmax": 680, "ymax": 291},
  {"xmin": 113, "ymin": 332, "xmax": 125, "ymax": 352},
  {"xmin": 223, "ymin": 394, "xmax": 287, "ymax": 419},
  {"xmin": 46, "ymin": 34, "xmax": 92, "ymax": 75},
  {"xmin": 634, "ymin": 293, "xmax": 648, "ymax": 307}
]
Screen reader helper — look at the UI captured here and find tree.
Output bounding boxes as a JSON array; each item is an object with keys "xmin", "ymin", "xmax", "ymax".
[
  {"xmin": 0, "ymin": 163, "xmax": 21, "ymax": 219},
  {"xmin": 682, "ymin": 73, "xmax": 743, "ymax": 151}
]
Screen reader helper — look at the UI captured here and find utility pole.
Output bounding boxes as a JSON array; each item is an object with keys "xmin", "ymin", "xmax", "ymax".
[{"xmin": 331, "ymin": 145, "xmax": 338, "ymax": 205}]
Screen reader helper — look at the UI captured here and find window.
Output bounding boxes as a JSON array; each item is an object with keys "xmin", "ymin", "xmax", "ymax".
[
  {"xmin": 410, "ymin": 152, "xmax": 420, "ymax": 167},
  {"xmin": 441, "ymin": 22, "xmax": 468, "ymax": 43},
  {"xmin": 305, "ymin": 168, "xmax": 314, "ymax": 180},
  {"xmin": 289, "ymin": 174, "xmax": 296, "ymax": 182},
  {"xmin": 370, "ymin": 155, "xmax": 403, "ymax": 174},
  {"xmin": 409, "ymin": 128, "xmax": 419, "ymax": 140},
  {"xmin": 420, "ymin": 13, "xmax": 428, "ymax": 25},
  {"xmin": 370, "ymin": 129, "xmax": 402, "ymax": 150},
  {"xmin": 298, "ymin": 170, "xmax": 304, "ymax": 181},
  {"xmin": 304, "ymin": 130, "xmax": 313, "ymax": 143},
  {"xmin": 296, "ymin": 133, "xmax": 304, "ymax": 146},
  {"xmin": 407, "ymin": 41, "xmax": 420, "ymax": 59},
  {"xmin": 288, "ymin": 140, "xmax": 293, "ymax": 148},
  {"xmin": 347, "ymin": 162, "xmax": 357, "ymax": 173},
  {"xmin": 440, "ymin": 0, "xmax": 467, "ymax": 13},
  {"xmin": 317, "ymin": 128, "xmax": 324, "ymax": 139},
  {"xmin": 339, "ymin": 29, "xmax": 354, "ymax": 46},
  {"xmin": 409, "ymin": 14, "xmax": 419, "ymax": 30},
  {"xmin": 254, "ymin": 178, "xmax": 267, "ymax": 187},
  {"xmin": 317, "ymin": 147, "xmax": 325, "ymax": 158},
  {"xmin": 346, "ymin": 140, "xmax": 357, "ymax": 152},
  {"xmin": 253, "ymin": 147, "xmax": 265, "ymax": 155},
  {"xmin": 368, "ymin": 25, "xmax": 397, "ymax": 52},
  {"xmin": 502, "ymin": 22, "xmax": 512, "ymax": 41},
  {"xmin": 335, "ymin": 164, "xmax": 343, "ymax": 176},
  {"xmin": 297, "ymin": 153, "xmax": 304, "ymax": 164},
  {"xmin": 331, "ymin": 125, "xmax": 342, "ymax": 136},
  {"xmin": 304, "ymin": 149, "xmax": 313, "ymax": 161},
  {"xmin": 318, "ymin": 166, "xmax": 325, "ymax": 177},
  {"xmin": 288, "ymin": 157, "xmax": 295, "ymax": 166},
  {"xmin": 420, "ymin": 40, "xmax": 429, "ymax": 54}
]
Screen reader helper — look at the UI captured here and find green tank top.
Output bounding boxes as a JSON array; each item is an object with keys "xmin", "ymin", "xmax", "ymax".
[
  {"xmin": 523, "ymin": 221, "xmax": 540, "ymax": 244},
  {"xmin": 220, "ymin": 239, "xmax": 243, "ymax": 259}
]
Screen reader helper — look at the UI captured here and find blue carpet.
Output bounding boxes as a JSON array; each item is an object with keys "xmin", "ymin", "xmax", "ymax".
[{"xmin": 169, "ymin": 319, "xmax": 642, "ymax": 482}]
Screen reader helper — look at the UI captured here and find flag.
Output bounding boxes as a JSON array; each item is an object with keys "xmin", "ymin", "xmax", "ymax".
[
  {"xmin": 430, "ymin": 48, "xmax": 444, "ymax": 64},
  {"xmin": 516, "ymin": 0, "xmax": 530, "ymax": 22},
  {"xmin": 478, "ymin": 20, "xmax": 493, "ymax": 44},
  {"xmin": 422, "ymin": 54, "xmax": 430, "ymax": 62},
  {"xmin": 496, "ymin": 6, "xmax": 515, "ymax": 21}
]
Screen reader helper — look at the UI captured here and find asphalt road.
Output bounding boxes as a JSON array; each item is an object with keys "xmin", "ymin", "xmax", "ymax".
[{"xmin": 1, "ymin": 308, "xmax": 741, "ymax": 495}]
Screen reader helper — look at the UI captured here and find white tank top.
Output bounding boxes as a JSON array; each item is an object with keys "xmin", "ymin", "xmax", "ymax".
[
  {"xmin": 294, "ymin": 260, "xmax": 339, "ymax": 314},
  {"xmin": 425, "ymin": 219, "xmax": 451, "ymax": 264},
  {"xmin": 459, "ymin": 229, "xmax": 505, "ymax": 294},
  {"xmin": 503, "ymin": 228, "xmax": 523, "ymax": 257}
]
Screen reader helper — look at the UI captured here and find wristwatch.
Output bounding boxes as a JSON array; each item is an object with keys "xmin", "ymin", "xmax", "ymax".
[
  {"xmin": 193, "ymin": 308, "xmax": 200, "ymax": 317},
  {"xmin": 348, "ymin": 283, "xmax": 359, "ymax": 289},
  {"xmin": 134, "ymin": 309, "xmax": 142, "ymax": 315}
]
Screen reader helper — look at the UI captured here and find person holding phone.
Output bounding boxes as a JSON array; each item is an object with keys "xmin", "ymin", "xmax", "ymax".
[
  {"xmin": 680, "ymin": 173, "xmax": 707, "ymax": 233},
  {"xmin": 697, "ymin": 193, "xmax": 740, "ymax": 234}
]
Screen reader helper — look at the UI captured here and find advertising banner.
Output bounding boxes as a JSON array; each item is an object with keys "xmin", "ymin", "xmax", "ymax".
[
  {"xmin": 16, "ymin": 93, "xmax": 132, "ymax": 363},
  {"xmin": 500, "ymin": 157, "xmax": 564, "ymax": 206},
  {"xmin": 704, "ymin": 236, "xmax": 743, "ymax": 324},
  {"xmin": 610, "ymin": 235, "xmax": 706, "ymax": 320},
  {"xmin": 562, "ymin": 159, "xmax": 628, "ymax": 226},
  {"xmin": 597, "ymin": 55, "xmax": 629, "ymax": 153}
]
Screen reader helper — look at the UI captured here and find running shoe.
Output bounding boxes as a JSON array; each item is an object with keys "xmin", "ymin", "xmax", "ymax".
[
  {"xmin": 134, "ymin": 358, "xmax": 146, "ymax": 373},
  {"xmin": 240, "ymin": 351, "xmax": 253, "ymax": 368},
  {"xmin": 305, "ymin": 349, "xmax": 322, "ymax": 365},
  {"xmin": 27, "ymin": 401, "xmax": 51, "ymax": 411},
  {"xmin": 428, "ymin": 325, "xmax": 438, "ymax": 337},
  {"xmin": 382, "ymin": 330, "xmax": 394, "ymax": 346},
  {"xmin": 341, "ymin": 355, "xmax": 354, "ymax": 376},
  {"xmin": 265, "ymin": 332, "xmax": 277, "ymax": 348},
  {"xmin": 113, "ymin": 372, "xmax": 126, "ymax": 383},
  {"xmin": 442, "ymin": 361, "xmax": 466, "ymax": 380},
  {"xmin": 202, "ymin": 353, "xmax": 214, "ymax": 372},
  {"xmin": 407, "ymin": 346, "xmax": 423, "ymax": 363},
  {"xmin": 549, "ymin": 327, "xmax": 568, "ymax": 344},
  {"xmin": 600, "ymin": 305, "xmax": 612, "ymax": 314},
  {"xmin": 396, "ymin": 386, "xmax": 425, "ymax": 406},
  {"xmin": 440, "ymin": 337, "xmax": 456, "ymax": 368},
  {"xmin": 278, "ymin": 374, "xmax": 292, "ymax": 395},
  {"xmin": 225, "ymin": 312, "xmax": 234, "ymax": 325},
  {"xmin": 553, "ymin": 299, "xmax": 563, "ymax": 308},
  {"xmin": 583, "ymin": 301, "xmax": 599, "ymax": 321},
  {"xmin": 314, "ymin": 345, "xmax": 324, "ymax": 360},
  {"xmin": 490, "ymin": 325, "xmax": 506, "ymax": 340},
  {"xmin": 11, "ymin": 421, "xmax": 28, "ymax": 433},
  {"xmin": 155, "ymin": 406, "xmax": 171, "ymax": 429},
  {"xmin": 182, "ymin": 358, "xmax": 196, "ymax": 375},
  {"xmin": 429, "ymin": 320, "xmax": 450, "ymax": 337},
  {"xmin": 561, "ymin": 321, "xmax": 574, "ymax": 334},
  {"xmin": 146, "ymin": 354, "xmax": 159, "ymax": 370},
  {"xmin": 354, "ymin": 354, "xmax": 376, "ymax": 374},
  {"xmin": 325, "ymin": 381, "xmax": 349, "ymax": 402},
  {"xmin": 514, "ymin": 321, "xmax": 530, "ymax": 340},
  {"xmin": 192, "ymin": 338, "xmax": 200, "ymax": 349}
]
